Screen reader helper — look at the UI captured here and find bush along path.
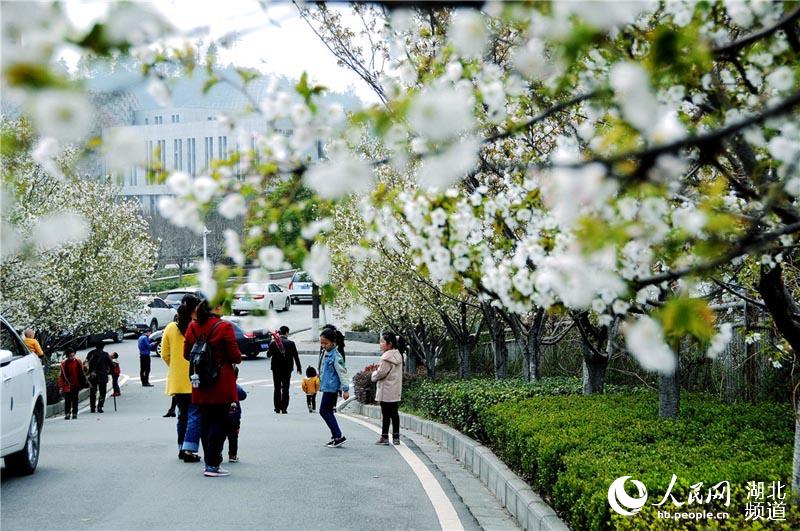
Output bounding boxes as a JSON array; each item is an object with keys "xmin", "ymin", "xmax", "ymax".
[{"xmin": 401, "ymin": 377, "xmax": 798, "ymax": 530}]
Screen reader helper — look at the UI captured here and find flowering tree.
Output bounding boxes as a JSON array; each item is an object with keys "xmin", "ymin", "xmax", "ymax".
[
  {"xmin": 1, "ymin": 119, "xmax": 157, "ymax": 356},
  {"xmin": 3, "ymin": 0, "xmax": 800, "ymax": 491}
]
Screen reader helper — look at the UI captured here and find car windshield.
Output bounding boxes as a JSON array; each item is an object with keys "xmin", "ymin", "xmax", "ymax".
[
  {"xmin": 164, "ymin": 292, "xmax": 190, "ymax": 303},
  {"xmin": 293, "ymin": 272, "xmax": 311, "ymax": 283},
  {"xmin": 236, "ymin": 283, "xmax": 263, "ymax": 295}
]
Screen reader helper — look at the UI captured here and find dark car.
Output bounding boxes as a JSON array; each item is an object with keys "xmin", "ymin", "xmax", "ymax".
[
  {"xmin": 149, "ymin": 320, "xmax": 272, "ymax": 359},
  {"xmin": 162, "ymin": 288, "xmax": 207, "ymax": 310}
]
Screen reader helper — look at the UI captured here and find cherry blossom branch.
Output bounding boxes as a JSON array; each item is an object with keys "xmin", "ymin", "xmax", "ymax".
[
  {"xmin": 712, "ymin": 6, "xmax": 800, "ymax": 57},
  {"xmin": 633, "ymin": 220, "xmax": 800, "ymax": 289}
]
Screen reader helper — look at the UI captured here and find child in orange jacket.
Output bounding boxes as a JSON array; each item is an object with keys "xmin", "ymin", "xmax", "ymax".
[{"xmin": 301, "ymin": 366, "xmax": 320, "ymax": 413}]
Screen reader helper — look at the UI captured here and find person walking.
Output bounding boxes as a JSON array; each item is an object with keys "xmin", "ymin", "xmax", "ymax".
[
  {"xmin": 161, "ymin": 294, "xmax": 203, "ymax": 463},
  {"xmin": 137, "ymin": 330, "xmax": 157, "ymax": 386},
  {"xmin": 58, "ymin": 348, "xmax": 86, "ymax": 420},
  {"xmin": 110, "ymin": 352, "xmax": 121, "ymax": 397},
  {"xmin": 23, "ymin": 329, "xmax": 44, "ymax": 361},
  {"xmin": 371, "ymin": 332, "xmax": 406, "ymax": 446},
  {"xmin": 183, "ymin": 300, "xmax": 242, "ymax": 477},
  {"xmin": 318, "ymin": 328, "xmax": 349, "ymax": 448},
  {"xmin": 317, "ymin": 324, "xmax": 345, "ymax": 376},
  {"xmin": 301, "ymin": 366, "xmax": 319, "ymax": 413},
  {"xmin": 225, "ymin": 367, "xmax": 247, "ymax": 463},
  {"xmin": 267, "ymin": 325, "xmax": 301, "ymax": 414},
  {"xmin": 84, "ymin": 342, "xmax": 114, "ymax": 413}
]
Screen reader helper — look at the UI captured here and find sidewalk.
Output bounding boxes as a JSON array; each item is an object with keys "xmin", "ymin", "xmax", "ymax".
[{"xmin": 290, "ymin": 328, "xmax": 380, "ymax": 356}]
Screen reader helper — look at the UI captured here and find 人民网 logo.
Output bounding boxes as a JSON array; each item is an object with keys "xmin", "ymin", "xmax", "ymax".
[{"xmin": 608, "ymin": 476, "xmax": 649, "ymax": 516}]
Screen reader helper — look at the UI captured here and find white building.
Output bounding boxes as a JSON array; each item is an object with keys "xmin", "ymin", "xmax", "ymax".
[{"xmin": 91, "ymin": 70, "xmax": 356, "ymax": 212}]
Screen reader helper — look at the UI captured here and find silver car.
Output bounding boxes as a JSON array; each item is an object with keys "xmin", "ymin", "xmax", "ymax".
[{"xmin": 289, "ymin": 271, "xmax": 313, "ymax": 303}]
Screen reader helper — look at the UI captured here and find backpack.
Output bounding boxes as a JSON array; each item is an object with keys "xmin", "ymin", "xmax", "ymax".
[{"xmin": 189, "ymin": 320, "xmax": 224, "ymax": 388}]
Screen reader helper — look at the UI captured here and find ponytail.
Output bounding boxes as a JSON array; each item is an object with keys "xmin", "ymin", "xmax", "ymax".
[{"xmin": 382, "ymin": 331, "xmax": 407, "ymax": 355}]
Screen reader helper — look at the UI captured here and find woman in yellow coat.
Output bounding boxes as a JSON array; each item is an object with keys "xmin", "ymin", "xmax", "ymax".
[{"xmin": 161, "ymin": 294, "xmax": 202, "ymax": 462}]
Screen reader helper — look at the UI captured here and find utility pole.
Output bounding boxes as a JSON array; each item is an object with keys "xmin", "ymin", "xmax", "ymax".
[{"xmin": 311, "ymin": 283, "xmax": 320, "ymax": 339}]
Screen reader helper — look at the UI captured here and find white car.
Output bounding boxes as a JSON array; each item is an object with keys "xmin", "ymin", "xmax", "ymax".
[
  {"xmin": 126, "ymin": 296, "xmax": 178, "ymax": 334},
  {"xmin": 288, "ymin": 271, "xmax": 313, "ymax": 303},
  {"xmin": 232, "ymin": 283, "xmax": 291, "ymax": 314},
  {"xmin": 1, "ymin": 316, "xmax": 46, "ymax": 475}
]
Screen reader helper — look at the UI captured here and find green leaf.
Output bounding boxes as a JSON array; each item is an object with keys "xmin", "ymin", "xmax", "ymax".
[{"xmin": 656, "ymin": 296, "xmax": 715, "ymax": 343}]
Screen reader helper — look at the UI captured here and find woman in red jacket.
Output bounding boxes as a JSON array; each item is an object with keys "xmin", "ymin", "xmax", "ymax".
[
  {"xmin": 183, "ymin": 300, "xmax": 242, "ymax": 477},
  {"xmin": 58, "ymin": 348, "xmax": 87, "ymax": 420}
]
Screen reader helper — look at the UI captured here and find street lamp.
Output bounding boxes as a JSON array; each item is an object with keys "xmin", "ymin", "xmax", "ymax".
[{"xmin": 202, "ymin": 226, "xmax": 211, "ymax": 265}]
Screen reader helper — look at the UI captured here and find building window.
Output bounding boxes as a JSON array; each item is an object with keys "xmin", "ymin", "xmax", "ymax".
[
  {"xmin": 204, "ymin": 136, "xmax": 214, "ymax": 169},
  {"xmin": 217, "ymin": 136, "xmax": 227, "ymax": 159},
  {"xmin": 187, "ymin": 137, "xmax": 196, "ymax": 175},
  {"xmin": 158, "ymin": 139, "xmax": 166, "ymax": 168},
  {"xmin": 173, "ymin": 139, "xmax": 183, "ymax": 170},
  {"xmin": 145, "ymin": 140, "xmax": 153, "ymax": 168},
  {"xmin": 154, "ymin": 115, "xmax": 163, "ymax": 125},
  {"xmin": 207, "ymin": 116, "xmax": 213, "ymax": 121},
  {"xmin": 145, "ymin": 117, "xmax": 149, "ymax": 125}
]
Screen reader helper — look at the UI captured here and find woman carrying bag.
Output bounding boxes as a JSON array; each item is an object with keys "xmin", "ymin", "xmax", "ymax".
[
  {"xmin": 371, "ymin": 332, "xmax": 405, "ymax": 446},
  {"xmin": 58, "ymin": 347, "xmax": 87, "ymax": 420}
]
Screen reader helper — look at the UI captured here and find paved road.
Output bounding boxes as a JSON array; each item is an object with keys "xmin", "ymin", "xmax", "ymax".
[{"xmin": 1, "ymin": 337, "xmax": 477, "ymax": 531}]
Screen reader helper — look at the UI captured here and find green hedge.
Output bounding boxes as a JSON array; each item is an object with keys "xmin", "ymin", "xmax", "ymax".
[
  {"xmin": 402, "ymin": 376, "xmax": 638, "ymax": 440},
  {"xmin": 402, "ymin": 378, "xmax": 799, "ymax": 530}
]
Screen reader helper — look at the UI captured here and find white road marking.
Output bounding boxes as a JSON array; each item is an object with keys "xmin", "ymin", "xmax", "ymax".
[
  {"xmin": 341, "ymin": 413, "xmax": 464, "ymax": 531},
  {"xmin": 238, "ymin": 378, "xmax": 273, "ymax": 386}
]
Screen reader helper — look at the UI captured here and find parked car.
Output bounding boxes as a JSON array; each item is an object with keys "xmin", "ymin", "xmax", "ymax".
[
  {"xmin": 125, "ymin": 296, "xmax": 177, "ymax": 334},
  {"xmin": 232, "ymin": 283, "xmax": 291, "ymax": 315},
  {"xmin": 150, "ymin": 318, "xmax": 273, "ymax": 359},
  {"xmin": 1, "ymin": 315, "xmax": 46, "ymax": 475},
  {"xmin": 288, "ymin": 271, "xmax": 313, "ymax": 304},
  {"xmin": 163, "ymin": 288, "xmax": 207, "ymax": 310}
]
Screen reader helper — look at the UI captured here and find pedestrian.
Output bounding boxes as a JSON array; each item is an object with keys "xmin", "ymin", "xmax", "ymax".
[
  {"xmin": 318, "ymin": 328, "xmax": 349, "ymax": 448},
  {"xmin": 183, "ymin": 300, "xmax": 242, "ymax": 477},
  {"xmin": 267, "ymin": 325, "xmax": 301, "ymax": 414},
  {"xmin": 225, "ymin": 366, "xmax": 247, "ymax": 463},
  {"xmin": 58, "ymin": 347, "xmax": 87, "ymax": 420},
  {"xmin": 84, "ymin": 342, "xmax": 114, "ymax": 413},
  {"xmin": 371, "ymin": 332, "xmax": 406, "ymax": 446},
  {"xmin": 137, "ymin": 330, "xmax": 157, "ymax": 386},
  {"xmin": 163, "ymin": 396, "xmax": 178, "ymax": 418},
  {"xmin": 301, "ymin": 366, "xmax": 320, "ymax": 413},
  {"xmin": 317, "ymin": 324, "xmax": 345, "ymax": 376},
  {"xmin": 161, "ymin": 294, "xmax": 203, "ymax": 463},
  {"xmin": 110, "ymin": 352, "xmax": 121, "ymax": 397},
  {"xmin": 23, "ymin": 329, "xmax": 44, "ymax": 361}
]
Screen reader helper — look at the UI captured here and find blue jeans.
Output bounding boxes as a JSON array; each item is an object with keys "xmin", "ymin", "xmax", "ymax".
[
  {"xmin": 319, "ymin": 392, "xmax": 341, "ymax": 439},
  {"xmin": 179, "ymin": 401, "xmax": 201, "ymax": 452}
]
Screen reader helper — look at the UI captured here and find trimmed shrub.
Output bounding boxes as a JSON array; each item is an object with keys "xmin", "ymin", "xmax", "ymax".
[
  {"xmin": 353, "ymin": 363, "xmax": 378, "ymax": 404},
  {"xmin": 402, "ymin": 377, "xmax": 799, "ymax": 530}
]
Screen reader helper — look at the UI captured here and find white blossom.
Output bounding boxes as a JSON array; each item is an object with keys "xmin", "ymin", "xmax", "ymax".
[
  {"xmin": 408, "ymin": 85, "xmax": 475, "ymax": 141},
  {"xmin": 218, "ymin": 194, "xmax": 247, "ymax": 219},
  {"xmin": 32, "ymin": 90, "xmax": 93, "ymax": 142},
  {"xmin": 193, "ymin": 176, "xmax": 218, "ymax": 203},
  {"xmin": 448, "ymin": 10, "xmax": 488, "ymax": 58},
  {"xmin": 147, "ymin": 79, "xmax": 171, "ymax": 107},
  {"xmin": 223, "ymin": 229, "xmax": 244, "ymax": 265},
  {"xmin": 417, "ymin": 137, "xmax": 480, "ymax": 190},
  {"xmin": 303, "ymin": 152, "xmax": 373, "ymax": 199},
  {"xmin": 258, "ymin": 246, "xmax": 284, "ymax": 270},
  {"xmin": 33, "ymin": 211, "xmax": 89, "ymax": 251},
  {"xmin": 766, "ymin": 66, "xmax": 794, "ymax": 93},
  {"xmin": 104, "ymin": 128, "xmax": 147, "ymax": 173},
  {"xmin": 706, "ymin": 323, "xmax": 733, "ymax": 359},
  {"xmin": 303, "ymin": 243, "xmax": 331, "ymax": 285},
  {"xmin": 624, "ymin": 316, "xmax": 677, "ymax": 375}
]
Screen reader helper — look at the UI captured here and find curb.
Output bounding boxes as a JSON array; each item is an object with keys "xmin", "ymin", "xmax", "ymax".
[
  {"xmin": 45, "ymin": 388, "xmax": 90, "ymax": 418},
  {"xmin": 344, "ymin": 402, "xmax": 569, "ymax": 531}
]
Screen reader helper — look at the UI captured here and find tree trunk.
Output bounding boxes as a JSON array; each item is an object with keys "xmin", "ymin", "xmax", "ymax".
[
  {"xmin": 457, "ymin": 342, "xmax": 472, "ymax": 379},
  {"xmin": 482, "ymin": 303, "xmax": 508, "ymax": 379},
  {"xmin": 794, "ymin": 399, "xmax": 800, "ymax": 502},
  {"xmin": 658, "ymin": 369, "xmax": 680, "ymax": 418},
  {"xmin": 582, "ymin": 347, "xmax": 607, "ymax": 395}
]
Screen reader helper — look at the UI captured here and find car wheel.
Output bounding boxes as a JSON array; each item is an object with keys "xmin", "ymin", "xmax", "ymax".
[
  {"xmin": 156, "ymin": 342, "xmax": 162, "ymax": 358},
  {"xmin": 113, "ymin": 328, "xmax": 124, "ymax": 343},
  {"xmin": 283, "ymin": 297, "xmax": 290, "ymax": 312},
  {"xmin": 233, "ymin": 310, "xmax": 241, "ymax": 316},
  {"xmin": 268, "ymin": 301, "xmax": 274, "ymax": 311},
  {"xmin": 150, "ymin": 319, "xmax": 158, "ymax": 333},
  {"xmin": 5, "ymin": 408, "xmax": 41, "ymax": 475},
  {"xmin": 246, "ymin": 351, "xmax": 259, "ymax": 359}
]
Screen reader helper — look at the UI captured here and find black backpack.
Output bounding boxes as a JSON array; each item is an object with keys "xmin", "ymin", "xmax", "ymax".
[{"xmin": 190, "ymin": 320, "xmax": 224, "ymax": 388}]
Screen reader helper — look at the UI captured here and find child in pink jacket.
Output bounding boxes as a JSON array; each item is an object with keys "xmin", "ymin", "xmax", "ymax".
[{"xmin": 371, "ymin": 332, "xmax": 405, "ymax": 445}]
